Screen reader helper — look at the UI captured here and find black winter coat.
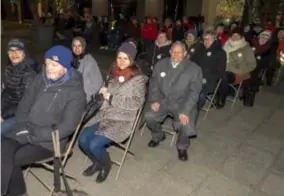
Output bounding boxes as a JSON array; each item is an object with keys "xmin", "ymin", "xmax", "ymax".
[
  {"xmin": 191, "ymin": 41, "xmax": 227, "ymax": 94},
  {"xmin": 5, "ymin": 69, "xmax": 86, "ymax": 152},
  {"xmin": 1, "ymin": 57, "xmax": 37, "ymax": 119}
]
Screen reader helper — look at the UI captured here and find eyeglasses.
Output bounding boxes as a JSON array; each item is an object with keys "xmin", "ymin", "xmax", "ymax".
[{"xmin": 8, "ymin": 49, "xmax": 22, "ymax": 54}]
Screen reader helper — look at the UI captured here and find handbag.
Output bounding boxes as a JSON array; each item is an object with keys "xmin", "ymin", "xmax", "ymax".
[
  {"xmin": 82, "ymin": 71, "xmax": 112, "ymax": 125},
  {"xmin": 52, "ymin": 127, "xmax": 90, "ymax": 196}
]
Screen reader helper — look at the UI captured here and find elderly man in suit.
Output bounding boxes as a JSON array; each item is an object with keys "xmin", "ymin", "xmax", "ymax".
[{"xmin": 145, "ymin": 41, "xmax": 203, "ymax": 161}]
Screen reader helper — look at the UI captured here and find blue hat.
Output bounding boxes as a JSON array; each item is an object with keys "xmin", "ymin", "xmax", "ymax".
[
  {"xmin": 44, "ymin": 45, "xmax": 73, "ymax": 70},
  {"xmin": 117, "ymin": 42, "xmax": 137, "ymax": 60},
  {"xmin": 185, "ymin": 29, "xmax": 197, "ymax": 38}
]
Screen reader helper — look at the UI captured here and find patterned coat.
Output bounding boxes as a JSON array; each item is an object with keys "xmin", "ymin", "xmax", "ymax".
[{"xmin": 85, "ymin": 74, "xmax": 146, "ymax": 142}]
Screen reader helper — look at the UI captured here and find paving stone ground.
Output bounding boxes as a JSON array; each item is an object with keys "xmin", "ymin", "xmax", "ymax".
[{"xmin": 2, "ymin": 21, "xmax": 284, "ymax": 196}]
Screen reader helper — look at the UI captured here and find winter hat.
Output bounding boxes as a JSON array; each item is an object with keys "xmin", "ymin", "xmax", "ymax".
[
  {"xmin": 117, "ymin": 42, "xmax": 137, "ymax": 60},
  {"xmin": 185, "ymin": 29, "xmax": 197, "ymax": 38},
  {"xmin": 72, "ymin": 36, "xmax": 87, "ymax": 50},
  {"xmin": 259, "ymin": 30, "xmax": 272, "ymax": 39},
  {"xmin": 230, "ymin": 27, "xmax": 244, "ymax": 37},
  {"xmin": 7, "ymin": 38, "xmax": 25, "ymax": 51},
  {"xmin": 44, "ymin": 45, "xmax": 73, "ymax": 70}
]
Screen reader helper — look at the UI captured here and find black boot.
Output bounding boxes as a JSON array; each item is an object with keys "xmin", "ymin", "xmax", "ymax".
[
  {"xmin": 96, "ymin": 152, "xmax": 112, "ymax": 183},
  {"xmin": 82, "ymin": 157, "xmax": 101, "ymax": 177},
  {"xmin": 216, "ymin": 92, "xmax": 226, "ymax": 109},
  {"xmin": 148, "ymin": 134, "xmax": 166, "ymax": 148},
  {"xmin": 243, "ymin": 89, "xmax": 256, "ymax": 107},
  {"xmin": 177, "ymin": 149, "xmax": 188, "ymax": 161}
]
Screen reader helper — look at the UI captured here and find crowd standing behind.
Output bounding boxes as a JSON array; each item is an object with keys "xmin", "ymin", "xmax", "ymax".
[{"xmin": 1, "ymin": 12, "xmax": 284, "ymax": 195}]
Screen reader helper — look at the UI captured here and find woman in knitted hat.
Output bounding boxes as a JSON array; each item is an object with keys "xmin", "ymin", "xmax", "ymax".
[
  {"xmin": 79, "ymin": 42, "xmax": 147, "ymax": 183},
  {"xmin": 72, "ymin": 37, "xmax": 103, "ymax": 102},
  {"xmin": 221, "ymin": 27, "xmax": 257, "ymax": 108}
]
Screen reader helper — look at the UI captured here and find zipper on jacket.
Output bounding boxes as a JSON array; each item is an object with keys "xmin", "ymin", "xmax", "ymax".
[{"xmin": 47, "ymin": 91, "xmax": 59, "ymax": 111}]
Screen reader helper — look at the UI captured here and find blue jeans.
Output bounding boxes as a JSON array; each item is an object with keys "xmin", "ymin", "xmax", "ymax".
[
  {"xmin": 79, "ymin": 122, "xmax": 112, "ymax": 159},
  {"xmin": 1, "ymin": 117, "xmax": 16, "ymax": 135}
]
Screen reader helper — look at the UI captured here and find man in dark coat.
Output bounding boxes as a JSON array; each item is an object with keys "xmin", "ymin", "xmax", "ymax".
[
  {"xmin": 1, "ymin": 39, "xmax": 38, "ymax": 135},
  {"xmin": 145, "ymin": 41, "xmax": 203, "ymax": 161},
  {"xmin": 191, "ymin": 29, "xmax": 227, "ymax": 109},
  {"xmin": 1, "ymin": 45, "xmax": 86, "ymax": 196}
]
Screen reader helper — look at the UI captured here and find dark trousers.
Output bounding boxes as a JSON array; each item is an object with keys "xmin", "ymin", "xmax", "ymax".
[
  {"xmin": 218, "ymin": 72, "xmax": 236, "ymax": 96},
  {"xmin": 1, "ymin": 138, "xmax": 53, "ymax": 196},
  {"xmin": 144, "ymin": 106, "xmax": 191, "ymax": 150},
  {"xmin": 79, "ymin": 122, "xmax": 112, "ymax": 160}
]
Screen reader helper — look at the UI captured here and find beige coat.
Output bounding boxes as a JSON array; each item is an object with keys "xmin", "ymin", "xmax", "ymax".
[
  {"xmin": 85, "ymin": 75, "xmax": 146, "ymax": 142},
  {"xmin": 223, "ymin": 38, "xmax": 257, "ymax": 76}
]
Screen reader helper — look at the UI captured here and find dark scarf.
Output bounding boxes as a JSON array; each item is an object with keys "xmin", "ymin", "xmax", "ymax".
[
  {"xmin": 72, "ymin": 52, "xmax": 86, "ymax": 69},
  {"xmin": 46, "ymin": 69, "xmax": 73, "ymax": 86}
]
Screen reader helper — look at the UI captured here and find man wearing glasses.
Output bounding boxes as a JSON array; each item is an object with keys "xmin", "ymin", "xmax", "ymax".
[
  {"xmin": 145, "ymin": 41, "xmax": 203, "ymax": 161},
  {"xmin": 1, "ymin": 39, "xmax": 38, "ymax": 135}
]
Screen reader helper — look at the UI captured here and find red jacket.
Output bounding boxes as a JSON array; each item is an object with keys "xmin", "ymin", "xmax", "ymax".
[
  {"xmin": 265, "ymin": 24, "xmax": 276, "ymax": 34},
  {"xmin": 183, "ymin": 22, "xmax": 194, "ymax": 30},
  {"xmin": 141, "ymin": 23, "xmax": 158, "ymax": 40},
  {"xmin": 217, "ymin": 33, "xmax": 229, "ymax": 46}
]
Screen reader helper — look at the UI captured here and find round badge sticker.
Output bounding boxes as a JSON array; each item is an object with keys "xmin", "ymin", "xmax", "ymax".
[
  {"xmin": 118, "ymin": 76, "xmax": 125, "ymax": 83},
  {"xmin": 257, "ymin": 56, "xmax": 261, "ymax": 60},
  {"xmin": 237, "ymin": 53, "xmax": 243, "ymax": 57},
  {"xmin": 157, "ymin": 54, "xmax": 162, "ymax": 59},
  {"xmin": 190, "ymin": 48, "xmax": 195, "ymax": 53},
  {"xmin": 207, "ymin": 51, "xmax": 212, "ymax": 56},
  {"xmin": 160, "ymin": 72, "xmax": 166, "ymax": 77}
]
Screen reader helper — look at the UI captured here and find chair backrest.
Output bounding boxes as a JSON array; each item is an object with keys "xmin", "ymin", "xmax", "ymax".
[
  {"xmin": 61, "ymin": 108, "xmax": 94, "ymax": 164},
  {"xmin": 124, "ymin": 107, "xmax": 144, "ymax": 144}
]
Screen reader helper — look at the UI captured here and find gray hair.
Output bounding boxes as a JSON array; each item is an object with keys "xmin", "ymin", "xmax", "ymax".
[
  {"xmin": 203, "ymin": 29, "xmax": 217, "ymax": 38},
  {"xmin": 171, "ymin": 41, "xmax": 187, "ymax": 52}
]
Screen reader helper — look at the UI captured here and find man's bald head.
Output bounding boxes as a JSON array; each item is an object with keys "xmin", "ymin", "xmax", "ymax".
[{"xmin": 170, "ymin": 41, "xmax": 187, "ymax": 63}]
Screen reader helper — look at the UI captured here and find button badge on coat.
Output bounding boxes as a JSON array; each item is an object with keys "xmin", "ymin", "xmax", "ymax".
[
  {"xmin": 207, "ymin": 51, "xmax": 212, "ymax": 56},
  {"xmin": 160, "ymin": 72, "xmax": 166, "ymax": 77},
  {"xmin": 157, "ymin": 54, "xmax": 162, "ymax": 59},
  {"xmin": 190, "ymin": 48, "xmax": 195, "ymax": 53}
]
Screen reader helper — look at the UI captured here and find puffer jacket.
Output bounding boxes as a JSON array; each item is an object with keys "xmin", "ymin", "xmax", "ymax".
[
  {"xmin": 223, "ymin": 38, "xmax": 257, "ymax": 76},
  {"xmin": 5, "ymin": 69, "xmax": 86, "ymax": 152},
  {"xmin": 1, "ymin": 57, "xmax": 37, "ymax": 119}
]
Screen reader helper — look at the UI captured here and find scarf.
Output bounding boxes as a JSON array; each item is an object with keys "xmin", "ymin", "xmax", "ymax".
[
  {"xmin": 46, "ymin": 69, "xmax": 72, "ymax": 86},
  {"xmin": 223, "ymin": 38, "xmax": 248, "ymax": 63},
  {"xmin": 185, "ymin": 40, "xmax": 195, "ymax": 48},
  {"xmin": 72, "ymin": 52, "xmax": 86, "ymax": 69},
  {"xmin": 111, "ymin": 64, "xmax": 139, "ymax": 83}
]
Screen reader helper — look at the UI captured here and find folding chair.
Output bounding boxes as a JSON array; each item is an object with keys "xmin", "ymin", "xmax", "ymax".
[
  {"xmin": 201, "ymin": 79, "xmax": 222, "ymax": 120},
  {"xmin": 24, "ymin": 113, "xmax": 86, "ymax": 194},
  {"xmin": 140, "ymin": 120, "xmax": 177, "ymax": 147},
  {"xmin": 273, "ymin": 67, "xmax": 283, "ymax": 85},
  {"xmin": 227, "ymin": 81, "xmax": 243, "ymax": 110},
  {"xmin": 111, "ymin": 107, "xmax": 144, "ymax": 180}
]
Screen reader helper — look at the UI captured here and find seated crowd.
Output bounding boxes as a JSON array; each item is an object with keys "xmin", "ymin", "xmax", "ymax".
[{"xmin": 1, "ymin": 19, "xmax": 284, "ymax": 196}]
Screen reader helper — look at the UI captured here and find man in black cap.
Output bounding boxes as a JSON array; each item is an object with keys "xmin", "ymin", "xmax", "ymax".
[{"xmin": 1, "ymin": 39, "xmax": 38, "ymax": 135}]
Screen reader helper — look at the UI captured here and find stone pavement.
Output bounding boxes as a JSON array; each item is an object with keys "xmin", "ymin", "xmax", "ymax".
[{"xmin": 2, "ymin": 21, "xmax": 284, "ymax": 196}]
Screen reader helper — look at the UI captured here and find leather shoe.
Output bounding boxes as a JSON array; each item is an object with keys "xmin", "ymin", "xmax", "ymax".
[
  {"xmin": 148, "ymin": 135, "xmax": 166, "ymax": 148},
  {"xmin": 177, "ymin": 149, "xmax": 188, "ymax": 161},
  {"xmin": 82, "ymin": 163, "xmax": 101, "ymax": 176}
]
